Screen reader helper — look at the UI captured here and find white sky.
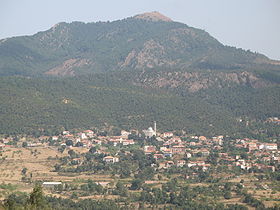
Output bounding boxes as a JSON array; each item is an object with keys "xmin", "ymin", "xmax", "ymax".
[{"xmin": 0, "ymin": 0, "xmax": 279, "ymax": 60}]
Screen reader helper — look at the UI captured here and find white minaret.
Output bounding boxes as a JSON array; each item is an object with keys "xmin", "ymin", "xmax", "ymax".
[{"xmin": 154, "ymin": 121, "xmax": 157, "ymax": 136}]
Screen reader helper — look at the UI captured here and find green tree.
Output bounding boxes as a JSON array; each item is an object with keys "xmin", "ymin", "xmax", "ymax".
[
  {"xmin": 21, "ymin": 168, "xmax": 28, "ymax": 176},
  {"xmin": 130, "ymin": 179, "xmax": 143, "ymax": 190},
  {"xmin": 114, "ymin": 182, "xmax": 128, "ymax": 197},
  {"xmin": 26, "ymin": 184, "xmax": 49, "ymax": 209},
  {"xmin": 224, "ymin": 191, "xmax": 232, "ymax": 199}
]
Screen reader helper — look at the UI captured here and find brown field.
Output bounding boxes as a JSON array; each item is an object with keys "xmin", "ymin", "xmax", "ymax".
[{"xmin": 0, "ymin": 146, "xmax": 115, "ymax": 196}]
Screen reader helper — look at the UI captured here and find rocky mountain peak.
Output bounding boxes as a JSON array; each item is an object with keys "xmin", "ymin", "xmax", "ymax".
[{"xmin": 134, "ymin": 11, "xmax": 173, "ymax": 22}]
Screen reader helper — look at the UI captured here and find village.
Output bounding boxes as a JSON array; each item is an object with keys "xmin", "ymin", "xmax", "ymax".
[
  {"xmin": 0, "ymin": 122, "xmax": 279, "ymax": 209},
  {"xmin": 0, "ymin": 122, "xmax": 279, "ymax": 177}
]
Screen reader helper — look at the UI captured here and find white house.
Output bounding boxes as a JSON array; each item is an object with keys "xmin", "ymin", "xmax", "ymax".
[
  {"xmin": 163, "ymin": 132, "xmax": 173, "ymax": 138},
  {"xmin": 103, "ymin": 156, "xmax": 119, "ymax": 163},
  {"xmin": 78, "ymin": 133, "xmax": 87, "ymax": 140},
  {"xmin": 259, "ymin": 143, "xmax": 278, "ymax": 150},
  {"xmin": 43, "ymin": 182, "xmax": 62, "ymax": 188}
]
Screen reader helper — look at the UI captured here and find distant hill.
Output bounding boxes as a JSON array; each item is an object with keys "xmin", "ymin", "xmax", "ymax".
[{"xmin": 0, "ymin": 12, "xmax": 279, "ymax": 136}]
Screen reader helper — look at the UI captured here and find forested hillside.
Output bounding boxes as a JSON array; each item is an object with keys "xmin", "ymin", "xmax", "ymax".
[{"xmin": 0, "ymin": 74, "xmax": 279, "ymax": 137}]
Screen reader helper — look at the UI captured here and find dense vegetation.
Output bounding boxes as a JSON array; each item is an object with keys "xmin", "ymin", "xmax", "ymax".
[{"xmin": 0, "ymin": 74, "xmax": 279, "ymax": 137}]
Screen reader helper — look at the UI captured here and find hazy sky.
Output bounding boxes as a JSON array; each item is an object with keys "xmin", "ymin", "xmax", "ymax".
[{"xmin": 1, "ymin": 0, "xmax": 279, "ymax": 60}]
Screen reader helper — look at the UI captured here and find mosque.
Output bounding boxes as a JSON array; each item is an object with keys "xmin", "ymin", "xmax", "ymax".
[{"xmin": 143, "ymin": 121, "xmax": 157, "ymax": 138}]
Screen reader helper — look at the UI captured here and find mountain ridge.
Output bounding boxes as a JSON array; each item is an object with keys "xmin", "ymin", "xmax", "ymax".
[{"xmin": 0, "ymin": 12, "xmax": 278, "ymax": 78}]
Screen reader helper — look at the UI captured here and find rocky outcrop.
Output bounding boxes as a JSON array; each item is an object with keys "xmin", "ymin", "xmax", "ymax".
[
  {"xmin": 45, "ymin": 58, "xmax": 91, "ymax": 76},
  {"xmin": 132, "ymin": 71, "xmax": 273, "ymax": 92},
  {"xmin": 121, "ymin": 40, "xmax": 176, "ymax": 69}
]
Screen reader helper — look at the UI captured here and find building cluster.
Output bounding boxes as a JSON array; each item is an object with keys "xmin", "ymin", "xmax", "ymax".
[
  {"xmin": 54, "ymin": 126, "xmax": 279, "ymax": 174},
  {"xmin": 1, "ymin": 123, "xmax": 279, "ymax": 176}
]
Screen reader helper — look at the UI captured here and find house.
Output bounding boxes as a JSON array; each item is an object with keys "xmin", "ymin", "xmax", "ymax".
[
  {"xmin": 84, "ymin": 130, "xmax": 95, "ymax": 137},
  {"xmin": 199, "ymin": 136, "xmax": 207, "ymax": 141},
  {"xmin": 186, "ymin": 161, "xmax": 210, "ymax": 171},
  {"xmin": 38, "ymin": 136, "xmax": 49, "ymax": 141},
  {"xmin": 171, "ymin": 145, "xmax": 186, "ymax": 154},
  {"xmin": 163, "ymin": 132, "xmax": 173, "ymax": 138},
  {"xmin": 163, "ymin": 142, "xmax": 172, "ymax": 147},
  {"xmin": 161, "ymin": 161, "xmax": 174, "ymax": 169},
  {"xmin": 81, "ymin": 140, "xmax": 92, "ymax": 148},
  {"xmin": 122, "ymin": 140, "xmax": 135, "ymax": 146},
  {"xmin": 261, "ymin": 143, "xmax": 278, "ymax": 150},
  {"xmin": 247, "ymin": 142, "xmax": 258, "ymax": 151},
  {"xmin": 217, "ymin": 135, "xmax": 224, "ymax": 140},
  {"xmin": 103, "ymin": 156, "xmax": 119, "ymax": 163},
  {"xmin": 2, "ymin": 139, "xmax": 10, "ymax": 144},
  {"xmin": 160, "ymin": 147, "xmax": 168, "ymax": 151},
  {"xmin": 156, "ymin": 137, "xmax": 164, "ymax": 142},
  {"xmin": 201, "ymin": 164, "xmax": 211, "ymax": 171},
  {"xmin": 153, "ymin": 153, "xmax": 164, "ymax": 160},
  {"xmin": 93, "ymin": 139, "xmax": 102, "ymax": 145},
  {"xmin": 95, "ymin": 182, "xmax": 110, "ymax": 187},
  {"xmin": 144, "ymin": 145, "xmax": 156, "ymax": 154},
  {"xmin": 190, "ymin": 142, "xmax": 197, "ymax": 146},
  {"xmin": 219, "ymin": 153, "xmax": 228, "ymax": 158},
  {"xmin": 235, "ymin": 144, "xmax": 244, "ymax": 149},
  {"xmin": 262, "ymin": 157, "xmax": 270, "ymax": 162},
  {"xmin": 27, "ymin": 142, "xmax": 42, "ymax": 147},
  {"xmin": 170, "ymin": 137, "xmax": 182, "ymax": 144},
  {"xmin": 77, "ymin": 133, "xmax": 87, "ymax": 140},
  {"xmin": 212, "ymin": 137, "xmax": 223, "ymax": 145},
  {"xmin": 52, "ymin": 136, "xmax": 59, "ymax": 141},
  {"xmin": 163, "ymin": 150, "xmax": 172, "ymax": 158},
  {"xmin": 43, "ymin": 182, "xmax": 62, "ymax": 188},
  {"xmin": 158, "ymin": 160, "xmax": 174, "ymax": 169},
  {"xmin": 108, "ymin": 139, "xmax": 121, "ymax": 146},
  {"xmin": 186, "ymin": 152, "xmax": 192, "ymax": 159},
  {"xmin": 187, "ymin": 161, "xmax": 205, "ymax": 168},
  {"xmin": 160, "ymin": 148, "xmax": 172, "ymax": 157},
  {"xmin": 62, "ymin": 131, "xmax": 70, "ymax": 135},
  {"xmin": 273, "ymin": 156, "xmax": 280, "ymax": 162},
  {"xmin": 176, "ymin": 160, "xmax": 186, "ymax": 167},
  {"xmin": 199, "ymin": 149, "xmax": 210, "ymax": 156},
  {"xmin": 121, "ymin": 130, "xmax": 131, "ymax": 138},
  {"xmin": 64, "ymin": 134, "xmax": 74, "ymax": 139}
]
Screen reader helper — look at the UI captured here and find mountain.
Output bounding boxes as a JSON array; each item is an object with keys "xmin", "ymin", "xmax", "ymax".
[
  {"xmin": 0, "ymin": 11, "xmax": 279, "ymax": 77},
  {"xmin": 0, "ymin": 12, "xmax": 279, "ymax": 136}
]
